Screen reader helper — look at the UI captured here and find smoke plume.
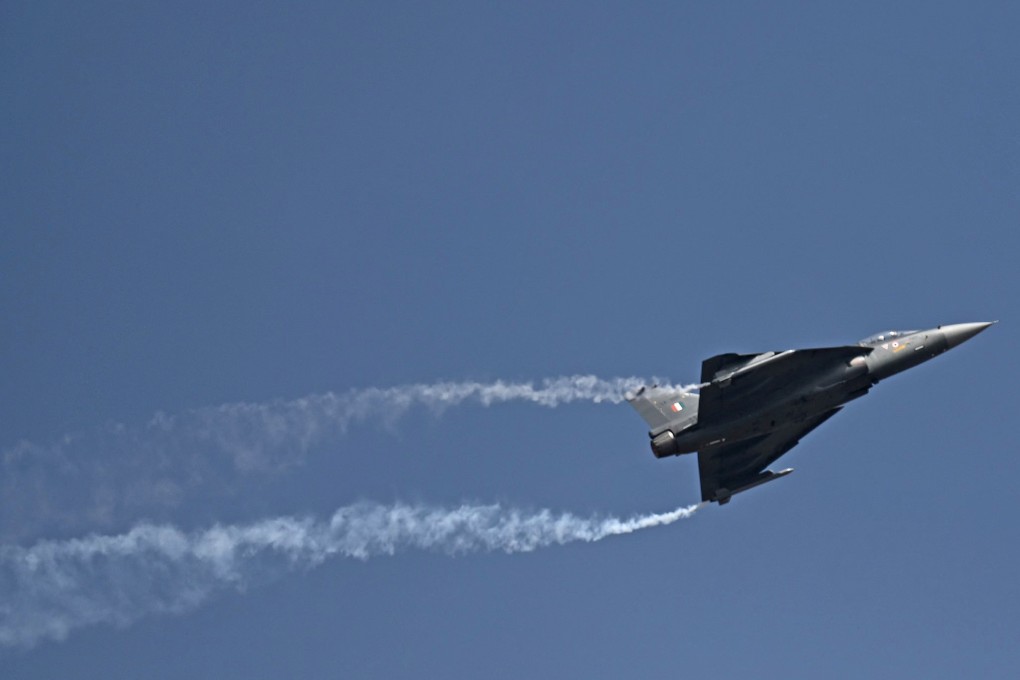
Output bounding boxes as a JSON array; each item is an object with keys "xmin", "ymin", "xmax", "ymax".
[
  {"xmin": 1, "ymin": 376, "xmax": 691, "ymax": 540},
  {"xmin": 0, "ymin": 501, "xmax": 703, "ymax": 648}
]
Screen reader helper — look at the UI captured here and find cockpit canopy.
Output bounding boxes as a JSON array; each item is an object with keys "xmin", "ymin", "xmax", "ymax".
[{"xmin": 859, "ymin": 329, "xmax": 919, "ymax": 345}]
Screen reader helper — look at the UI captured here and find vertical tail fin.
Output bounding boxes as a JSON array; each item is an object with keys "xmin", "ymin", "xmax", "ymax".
[{"xmin": 627, "ymin": 386, "xmax": 700, "ymax": 430}]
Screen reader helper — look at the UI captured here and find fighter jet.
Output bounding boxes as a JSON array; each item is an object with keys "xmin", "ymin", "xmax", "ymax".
[{"xmin": 628, "ymin": 322, "xmax": 995, "ymax": 505}]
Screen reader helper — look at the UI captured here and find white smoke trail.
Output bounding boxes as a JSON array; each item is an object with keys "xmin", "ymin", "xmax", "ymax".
[
  {"xmin": 0, "ymin": 500, "xmax": 704, "ymax": 648},
  {"xmin": 0, "ymin": 376, "xmax": 695, "ymax": 540}
]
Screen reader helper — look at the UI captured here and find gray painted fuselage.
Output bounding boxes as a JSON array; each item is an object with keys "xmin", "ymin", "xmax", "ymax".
[
  {"xmin": 652, "ymin": 323, "xmax": 990, "ymax": 457},
  {"xmin": 631, "ymin": 322, "xmax": 994, "ymax": 503}
]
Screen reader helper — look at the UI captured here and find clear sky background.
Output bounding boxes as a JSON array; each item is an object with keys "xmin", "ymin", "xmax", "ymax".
[{"xmin": 2, "ymin": 2, "xmax": 1018, "ymax": 678}]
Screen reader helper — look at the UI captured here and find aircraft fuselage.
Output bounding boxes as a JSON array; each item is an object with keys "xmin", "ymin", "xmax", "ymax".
[{"xmin": 647, "ymin": 323, "xmax": 989, "ymax": 458}]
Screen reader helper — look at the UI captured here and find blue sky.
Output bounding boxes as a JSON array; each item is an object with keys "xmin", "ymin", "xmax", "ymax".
[{"xmin": 2, "ymin": 2, "xmax": 1017, "ymax": 677}]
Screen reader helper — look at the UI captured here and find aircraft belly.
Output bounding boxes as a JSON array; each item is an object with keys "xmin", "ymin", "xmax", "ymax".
[
  {"xmin": 702, "ymin": 379, "xmax": 868, "ymax": 445},
  {"xmin": 672, "ymin": 356, "xmax": 874, "ymax": 455}
]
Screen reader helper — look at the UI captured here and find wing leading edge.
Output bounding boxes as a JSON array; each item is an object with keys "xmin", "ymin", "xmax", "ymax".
[{"xmin": 696, "ymin": 408, "xmax": 842, "ymax": 504}]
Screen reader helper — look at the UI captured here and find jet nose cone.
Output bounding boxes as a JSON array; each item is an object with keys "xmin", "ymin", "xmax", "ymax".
[{"xmin": 941, "ymin": 321, "xmax": 997, "ymax": 349}]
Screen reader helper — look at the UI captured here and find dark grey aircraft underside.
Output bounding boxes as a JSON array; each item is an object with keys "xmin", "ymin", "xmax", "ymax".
[{"xmin": 628, "ymin": 322, "xmax": 995, "ymax": 505}]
